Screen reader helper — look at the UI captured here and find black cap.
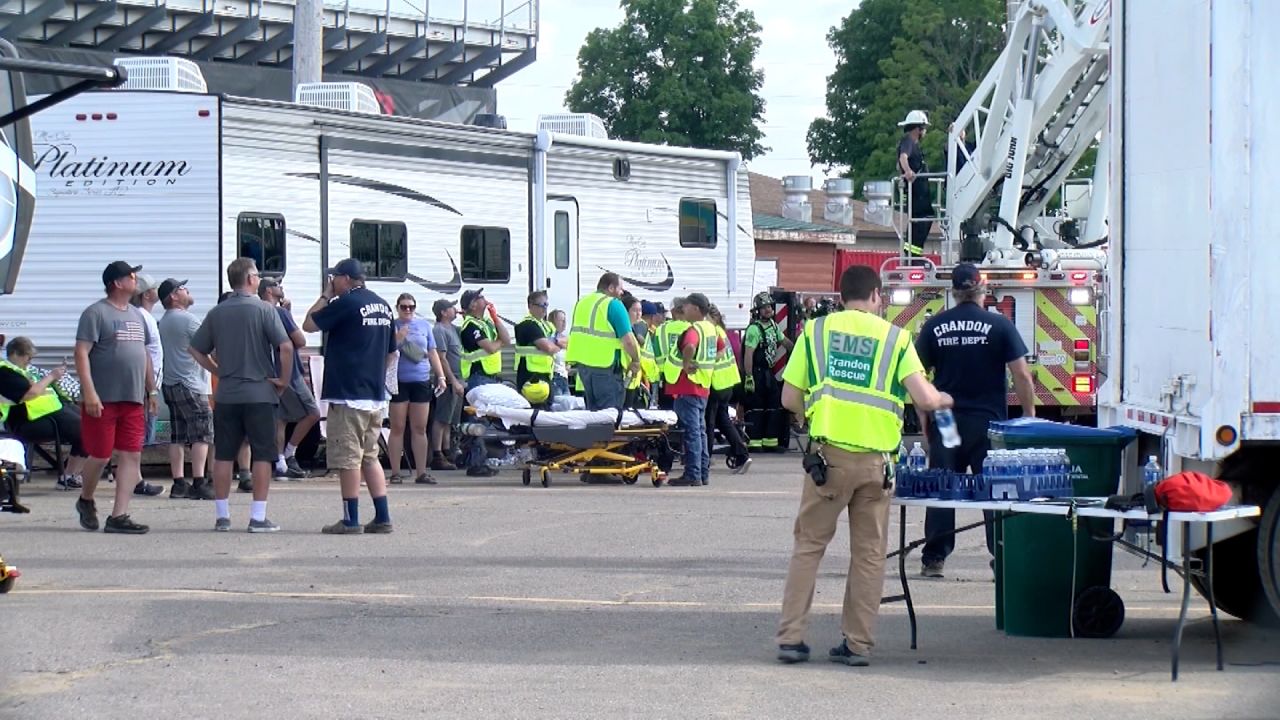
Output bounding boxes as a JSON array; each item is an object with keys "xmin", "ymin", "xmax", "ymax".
[
  {"xmin": 460, "ymin": 288, "xmax": 486, "ymax": 309},
  {"xmin": 431, "ymin": 298, "xmax": 457, "ymax": 317},
  {"xmin": 157, "ymin": 278, "xmax": 187, "ymax": 303},
  {"xmin": 102, "ymin": 261, "xmax": 142, "ymax": 287},
  {"xmin": 653, "ymin": 301, "xmax": 667, "ymax": 315},
  {"xmin": 327, "ymin": 258, "xmax": 365, "ymax": 280},
  {"xmin": 952, "ymin": 263, "xmax": 983, "ymax": 290}
]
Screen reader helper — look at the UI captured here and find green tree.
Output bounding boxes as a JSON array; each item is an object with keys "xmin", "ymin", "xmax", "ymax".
[
  {"xmin": 808, "ymin": 0, "xmax": 1006, "ymax": 186},
  {"xmin": 565, "ymin": 0, "xmax": 767, "ymax": 160}
]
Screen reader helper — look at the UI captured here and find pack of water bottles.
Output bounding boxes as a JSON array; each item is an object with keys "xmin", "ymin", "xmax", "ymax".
[
  {"xmin": 893, "ymin": 442, "xmax": 986, "ymax": 500},
  {"xmin": 984, "ymin": 448, "xmax": 1074, "ymax": 500}
]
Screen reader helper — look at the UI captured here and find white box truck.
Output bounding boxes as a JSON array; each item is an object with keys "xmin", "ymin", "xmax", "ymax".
[{"xmin": 1099, "ymin": 0, "xmax": 1280, "ymax": 623}]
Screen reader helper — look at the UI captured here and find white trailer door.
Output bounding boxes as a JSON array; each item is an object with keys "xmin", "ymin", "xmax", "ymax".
[{"xmin": 545, "ymin": 197, "xmax": 578, "ymax": 314}]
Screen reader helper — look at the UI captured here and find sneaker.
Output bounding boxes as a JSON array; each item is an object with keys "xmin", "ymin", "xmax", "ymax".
[
  {"xmin": 284, "ymin": 457, "xmax": 308, "ymax": 480},
  {"xmin": 76, "ymin": 496, "xmax": 99, "ymax": 531},
  {"xmin": 828, "ymin": 641, "xmax": 870, "ymax": 667},
  {"xmin": 273, "ymin": 463, "xmax": 288, "ymax": 479},
  {"xmin": 430, "ymin": 455, "xmax": 457, "ymax": 471},
  {"xmin": 187, "ymin": 478, "xmax": 215, "ymax": 500},
  {"xmin": 56, "ymin": 474, "xmax": 82, "ymax": 491},
  {"xmin": 667, "ymin": 476, "xmax": 701, "ymax": 487},
  {"xmin": 214, "ymin": 517, "xmax": 231, "ymax": 532},
  {"xmin": 363, "ymin": 520, "xmax": 394, "ymax": 534},
  {"xmin": 921, "ymin": 561, "xmax": 945, "ymax": 579},
  {"xmin": 133, "ymin": 481, "xmax": 163, "ymax": 497},
  {"xmin": 466, "ymin": 466, "xmax": 498, "ymax": 478},
  {"xmin": 734, "ymin": 457, "xmax": 753, "ymax": 475},
  {"xmin": 169, "ymin": 478, "xmax": 191, "ymax": 498},
  {"xmin": 236, "ymin": 473, "xmax": 253, "ymax": 494},
  {"xmin": 777, "ymin": 643, "xmax": 811, "ymax": 664},
  {"xmin": 247, "ymin": 518, "xmax": 281, "ymax": 533},
  {"xmin": 103, "ymin": 514, "xmax": 149, "ymax": 534},
  {"xmin": 322, "ymin": 520, "xmax": 364, "ymax": 535},
  {"xmin": 414, "ymin": 473, "xmax": 438, "ymax": 485}
]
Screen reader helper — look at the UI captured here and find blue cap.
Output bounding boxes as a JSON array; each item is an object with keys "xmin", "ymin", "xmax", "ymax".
[
  {"xmin": 327, "ymin": 258, "xmax": 365, "ymax": 280},
  {"xmin": 952, "ymin": 263, "xmax": 983, "ymax": 290},
  {"xmin": 640, "ymin": 300, "xmax": 659, "ymax": 316}
]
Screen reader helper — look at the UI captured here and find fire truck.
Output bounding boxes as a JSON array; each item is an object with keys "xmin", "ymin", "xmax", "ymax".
[{"xmin": 878, "ymin": 0, "xmax": 1111, "ymax": 424}]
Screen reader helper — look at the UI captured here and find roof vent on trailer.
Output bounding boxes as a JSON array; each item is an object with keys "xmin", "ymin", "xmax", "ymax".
[
  {"xmin": 537, "ymin": 112, "xmax": 608, "ymax": 139},
  {"xmin": 113, "ymin": 57, "xmax": 207, "ymax": 93},
  {"xmin": 781, "ymin": 175, "xmax": 813, "ymax": 224},
  {"xmin": 823, "ymin": 177, "xmax": 855, "ymax": 226},
  {"xmin": 294, "ymin": 82, "xmax": 382, "ymax": 115}
]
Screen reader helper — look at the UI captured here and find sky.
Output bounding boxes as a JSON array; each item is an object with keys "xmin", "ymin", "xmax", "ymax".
[{"xmin": 358, "ymin": 0, "xmax": 855, "ymax": 183}]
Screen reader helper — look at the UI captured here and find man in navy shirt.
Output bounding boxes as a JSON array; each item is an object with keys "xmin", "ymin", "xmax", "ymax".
[
  {"xmin": 303, "ymin": 258, "xmax": 397, "ymax": 535},
  {"xmin": 915, "ymin": 263, "xmax": 1035, "ymax": 578}
]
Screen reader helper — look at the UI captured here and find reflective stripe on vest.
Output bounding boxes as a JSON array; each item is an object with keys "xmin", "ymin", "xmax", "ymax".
[
  {"xmin": 514, "ymin": 315, "xmax": 556, "ymax": 375},
  {"xmin": 637, "ymin": 333, "xmax": 660, "ymax": 385},
  {"xmin": 710, "ymin": 326, "xmax": 742, "ymax": 391},
  {"xmin": 460, "ymin": 316, "xmax": 502, "ymax": 380},
  {"xmin": 0, "ymin": 360, "xmax": 61, "ymax": 422},
  {"xmin": 802, "ymin": 312, "xmax": 908, "ymax": 452},
  {"xmin": 661, "ymin": 320, "xmax": 716, "ymax": 387},
  {"xmin": 566, "ymin": 292, "xmax": 621, "ymax": 369}
]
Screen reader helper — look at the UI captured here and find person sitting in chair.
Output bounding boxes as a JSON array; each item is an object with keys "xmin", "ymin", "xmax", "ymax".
[{"xmin": 0, "ymin": 337, "xmax": 90, "ymax": 490}]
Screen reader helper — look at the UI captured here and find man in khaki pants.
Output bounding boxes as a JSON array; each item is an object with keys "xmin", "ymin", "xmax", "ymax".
[{"xmin": 775, "ymin": 265, "xmax": 952, "ymax": 666}]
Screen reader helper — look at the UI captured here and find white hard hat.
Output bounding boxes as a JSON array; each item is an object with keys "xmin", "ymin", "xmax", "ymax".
[{"xmin": 897, "ymin": 110, "xmax": 930, "ymax": 127}]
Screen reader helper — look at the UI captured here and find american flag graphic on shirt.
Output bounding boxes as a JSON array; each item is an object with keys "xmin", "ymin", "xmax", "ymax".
[{"xmin": 113, "ymin": 319, "xmax": 146, "ymax": 344}]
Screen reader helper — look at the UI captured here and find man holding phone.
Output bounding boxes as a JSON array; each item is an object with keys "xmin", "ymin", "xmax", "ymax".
[{"xmin": 457, "ymin": 287, "xmax": 511, "ymax": 478}]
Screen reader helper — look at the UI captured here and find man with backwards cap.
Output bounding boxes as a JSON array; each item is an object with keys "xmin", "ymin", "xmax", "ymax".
[
  {"xmin": 914, "ymin": 262, "xmax": 1035, "ymax": 578},
  {"xmin": 157, "ymin": 277, "xmax": 215, "ymax": 500},
  {"xmin": 303, "ymin": 258, "xmax": 398, "ymax": 534},
  {"xmin": 72, "ymin": 261, "xmax": 160, "ymax": 534}
]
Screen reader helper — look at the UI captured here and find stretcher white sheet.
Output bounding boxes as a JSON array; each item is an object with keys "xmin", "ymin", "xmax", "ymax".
[{"xmin": 477, "ymin": 406, "xmax": 678, "ymax": 430}]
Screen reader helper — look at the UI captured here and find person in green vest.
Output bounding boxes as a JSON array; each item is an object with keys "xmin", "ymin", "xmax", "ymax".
[
  {"xmin": 457, "ymin": 288, "xmax": 512, "ymax": 477},
  {"xmin": 0, "ymin": 336, "xmax": 89, "ymax": 489},
  {"xmin": 743, "ymin": 291, "xmax": 795, "ymax": 452},
  {"xmin": 513, "ymin": 290, "xmax": 559, "ymax": 408},
  {"xmin": 775, "ymin": 265, "xmax": 952, "ymax": 668},
  {"xmin": 566, "ymin": 273, "xmax": 641, "ymax": 411},
  {"xmin": 663, "ymin": 293, "xmax": 722, "ymax": 486},
  {"xmin": 704, "ymin": 305, "xmax": 751, "ymax": 475}
]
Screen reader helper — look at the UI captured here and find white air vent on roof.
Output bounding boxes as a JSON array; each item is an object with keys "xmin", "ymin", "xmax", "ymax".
[
  {"xmin": 294, "ymin": 82, "xmax": 382, "ymax": 114},
  {"xmin": 113, "ymin": 57, "xmax": 207, "ymax": 93},
  {"xmin": 537, "ymin": 112, "xmax": 608, "ymax": 139}
]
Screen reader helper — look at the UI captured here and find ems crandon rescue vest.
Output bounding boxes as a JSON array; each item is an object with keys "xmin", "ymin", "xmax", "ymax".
[
  {"xmin": 661, "ymin": 320, "xmax": 717, "ymax": 388},
  {"xmin": 799, "ymin": 310, "xmax": 911, "ymax": 453},
  {"xmin": 566, "ymin": 292, "xmax": 621, "ymax": 370}
]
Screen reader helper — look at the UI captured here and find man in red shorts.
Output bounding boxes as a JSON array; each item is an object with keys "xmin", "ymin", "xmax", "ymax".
[{"xmin": 73, "ymin": 261, "xmax": 159, "ymax": 534}]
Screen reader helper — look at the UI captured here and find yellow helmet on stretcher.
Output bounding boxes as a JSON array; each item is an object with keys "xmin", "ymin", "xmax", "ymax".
[{"xmin": 521, "ymin": 380, "xmax": 550, "ymax": 404}]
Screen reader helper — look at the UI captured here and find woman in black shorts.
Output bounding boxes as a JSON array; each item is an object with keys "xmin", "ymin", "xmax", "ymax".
[{"xmin": 387, "ymin": 293, "xmax": 445, "ymax": 484}]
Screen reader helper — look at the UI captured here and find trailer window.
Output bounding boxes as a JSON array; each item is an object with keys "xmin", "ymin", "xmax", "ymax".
[
  {"xmin": 461, "ymin": 226, "xmax": 511, "ymax": 283},
  {"xmin": 350, "ymin": 220, "xmax": 408, "ymax": 280},
  {"xmin": 554, "ymin": 211, "xmax": 571, "ymax": 269},
  {"xmin": 679, "ymin": 198, "xmax": 717, "ymax": 249},
  {"xmin": 237, "ymin": 213, "xmax": 287, "ymax": 276}
]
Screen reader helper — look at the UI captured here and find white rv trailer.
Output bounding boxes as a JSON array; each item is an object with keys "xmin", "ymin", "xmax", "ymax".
[{"xmin": 3, "ymin": 83, "xmax": 756, "ymax": 355}]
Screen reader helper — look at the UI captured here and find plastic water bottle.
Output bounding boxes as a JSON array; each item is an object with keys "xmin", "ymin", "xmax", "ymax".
[
  {"xmin": 1057, "ymin": 449, "xmax": 1072, "ymax": 493},
  {"xmin": 1143, "ymin": 455, "xmax": 1162, "ymax": 493},
  {"xmin": 934, "ymin": 408, "xmax": 961, "ymax": 448},
  {"xmin": 908, "ymin": 442, "xmax": 927, "ymax": 471}
]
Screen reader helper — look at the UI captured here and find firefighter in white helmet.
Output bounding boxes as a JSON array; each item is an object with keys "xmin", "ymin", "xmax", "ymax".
[{"xmin": 897, "ymin": 109, "xmax": 932, "ymax": 257}]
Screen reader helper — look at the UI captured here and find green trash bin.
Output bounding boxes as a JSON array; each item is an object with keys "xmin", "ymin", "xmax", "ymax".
[{"xmin": 989, "ymin": 419, "xmax": 1137, "ymax": 638}]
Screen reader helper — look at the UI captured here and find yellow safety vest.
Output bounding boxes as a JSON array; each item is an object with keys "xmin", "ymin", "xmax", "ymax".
[
  {"xmin": 514, "ymin": 315, "xmax": 556, "ymax": 376},
  {"xmin": 638, "ymin": 331, "xmax": 660, "ymax": 385},
  {"xmin": 460, "ymin": 315, "xmax": 502, "ymax": 380},
  {"xmin": 566, "ymin": 292, "xmax": 621, "ymax": 370},
  {"xmin": 0, "ymin": 360, "xmax": 62, "ymax": 423},
  {"xmin": 655, "ymin": 320, "xmax": 688, "ymax": 379},
  {"xmin": 710, "ymin": 326, "xmax": 742, "ymax": 392},
  {"xmin": 661, "ymin": 320, "xmax": 717, "ymax": 388},
  {"xmin": 799, "ymin": 310, "xmax": 911, "ymax": 453}
]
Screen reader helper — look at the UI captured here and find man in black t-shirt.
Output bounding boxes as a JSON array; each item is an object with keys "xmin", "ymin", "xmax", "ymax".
[
  {"xmin": 914, "ymin": 263, "xmax": 1036, "ymax": 578},
  {"xmin": 897, "ymin": 109, "xmax": 933, "ymax": 257},
  {"xmin": 513, "ymin": 290, "xmax": 558, "ymax": 397}
]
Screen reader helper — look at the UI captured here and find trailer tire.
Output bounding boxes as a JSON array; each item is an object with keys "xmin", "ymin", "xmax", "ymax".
[
  {"xmin": 1257, "ymin": 485, "xmax": 1280, "ymax": 623},
  {"xmin": 1188, "ymin": 526, "xmax": 1279, "ymax": 627}
]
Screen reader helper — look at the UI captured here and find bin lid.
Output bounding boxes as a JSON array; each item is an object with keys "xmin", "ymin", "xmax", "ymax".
[{"xmin": 988, "ymin": 418, "xmax": 1137, "ymax": 446}]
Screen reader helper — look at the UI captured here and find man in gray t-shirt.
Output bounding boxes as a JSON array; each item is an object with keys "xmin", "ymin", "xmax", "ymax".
[
  {"xmin": 72, "ymin": 261, "xmax": 160, "ymax": 535},
  {"xmin": 429, "ymin": 298, "xmax": 465, "ymax": 470},
  {"xmin": 188, "ymin": 258, "xmax": 293, "ymax": 533},
  {"xmin": 158, "ymin": 278, "xmax": 215, "ymax": 500}
]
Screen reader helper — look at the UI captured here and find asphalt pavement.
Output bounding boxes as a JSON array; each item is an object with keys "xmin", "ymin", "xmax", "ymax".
[{"xmin": 1, "ymin": 454, "xmax": 1278, "ymax": 719}]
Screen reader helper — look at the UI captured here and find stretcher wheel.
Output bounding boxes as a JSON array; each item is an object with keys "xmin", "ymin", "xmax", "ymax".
[
  {"xmin": 1072, "ymin": 586, "xmax": 1125, "ymax": 638},
  {"xmin": 652, "ymin": 474, "xmax": 663, "ymax": 488},
  {"xmin": 541, "ymin": 471, "xmax": 551, "ymax": 488},
  {"xmin": 522, "ymin": 469, "xmax": 531, "ymax": 486},
  {"xmin": 623, "ymin": 476, "xmax": 637, "ymax": 485}
]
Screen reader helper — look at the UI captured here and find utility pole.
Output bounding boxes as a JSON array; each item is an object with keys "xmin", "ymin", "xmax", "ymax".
[{"xmin": 292, "ymin": 0, "xmax": 324, "ymax": 92}]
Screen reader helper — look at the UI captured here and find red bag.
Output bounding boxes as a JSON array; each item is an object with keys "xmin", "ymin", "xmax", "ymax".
[{"xmin": 1154, "ymin": 471, "xmax": 1232, "ymax": 512}]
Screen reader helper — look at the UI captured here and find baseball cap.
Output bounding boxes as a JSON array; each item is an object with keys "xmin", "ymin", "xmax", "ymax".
[
  {"xmin": 640, "ymin": 300, "xmax": 659, "ymax": 316},
  {"xmin": 653, "ymin": 302, "xmax": 667, "ymax": 315},
  {"xmin": 157, "ymin": 278, "xmax": 187, "ymax": 303},
  {"xmin": 327, "ymin": 257, "xmax": 365, "ymax": 280},
  {"xmin": 952, "ymin": 263, "xmax": 983, "ymax": 290},
  {"xmin": 134, "ymin": 273, "xmax": 159, "ymax": 296},
  {"xmin": 432, "ymin": 298, "xmax": 457, "ymax": 316},
  {"xmin": 102, "ymin": 261, "xmax": 142, "ymax": 287},
  {"xmin": 460, "ymin": 288, "xmax": 485, "ymax": 309}
]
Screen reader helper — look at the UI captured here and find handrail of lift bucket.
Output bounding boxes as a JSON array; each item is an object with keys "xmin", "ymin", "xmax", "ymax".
[{"xmin": 891, "ymin": 172, "xmax": 951, "ymax": 261}]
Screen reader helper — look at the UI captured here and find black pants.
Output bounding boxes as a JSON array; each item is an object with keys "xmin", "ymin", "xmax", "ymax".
[
  {"xmin": 705, "ymin": 388, "xmax": 748, "ymax": 461},
  {"xmin": 922, "ymin": 412, "xmax": 996, "ymax": 565},
  {"xmin": 744, "ymin": 369, "xmax": 789, "ymax": 451},
  {"xmin": 908, "ymin": 194, "xmax": 932, "ymax": 256},
  {"xmin": 11, "ymin": 407, "xmax": 86, "ymax": 458}
]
